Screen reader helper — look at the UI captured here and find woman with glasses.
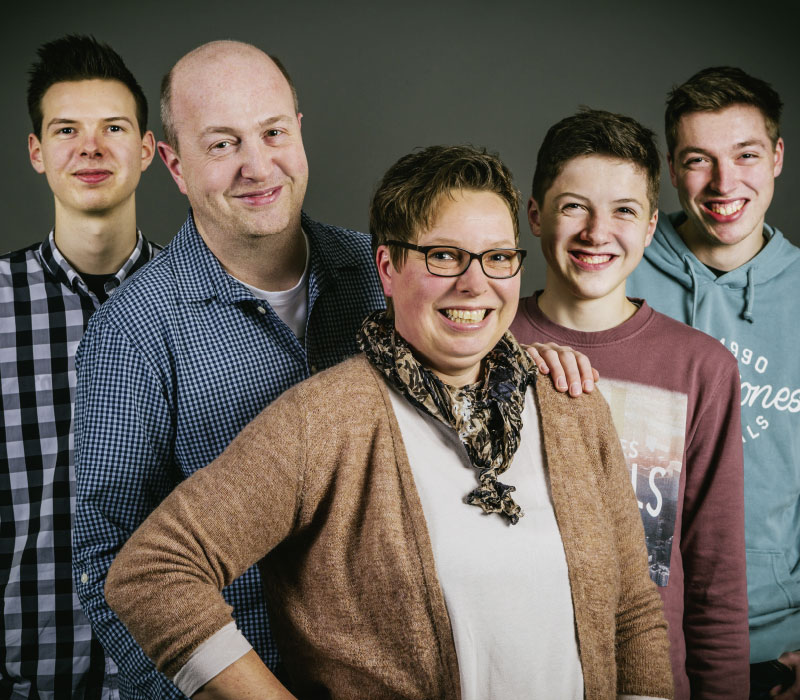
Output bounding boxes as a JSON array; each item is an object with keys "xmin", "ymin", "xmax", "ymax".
[{"xmin": 104, "ymin": 146, "xmax": 673, "ymax": 700}]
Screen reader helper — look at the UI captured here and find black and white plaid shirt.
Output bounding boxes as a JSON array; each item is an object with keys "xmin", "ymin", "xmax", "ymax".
[{"xmin": 1, "ymin": 231, "xmax": 159, "ymax": 698}]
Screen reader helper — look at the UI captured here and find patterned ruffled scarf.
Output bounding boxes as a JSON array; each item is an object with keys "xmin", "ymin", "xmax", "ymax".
[{"xmin": 357, "ymin": 310, "xmax": 537, "ymax": 525}]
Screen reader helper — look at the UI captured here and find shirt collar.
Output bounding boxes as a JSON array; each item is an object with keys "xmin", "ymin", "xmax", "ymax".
[
  {"xmin": 39, "ymin": 228, "xmax": 153, "ymax": 295},
  {"xmin": 174, "ymin": 210, "xmax": 366, "ymax": 303}
]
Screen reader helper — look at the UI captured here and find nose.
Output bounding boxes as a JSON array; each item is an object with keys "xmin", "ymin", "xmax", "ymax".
[
  {"xmin": 709, "ymin": 159, "xmax": 736, "ymax": 194},
  {"xmin": 454, "ymin": 257, "xmax": 489, "ymax": 294},
  {"xmin": 239, "ymin": 140, "xmax": 271, "ymax": 181},
  {"xmin": 79, "ymin": 130, "xmax": 103, "ymax": 159},
  {"xmin": 579, "ymin": 211, "xmax": 612, "ymax": 246}
]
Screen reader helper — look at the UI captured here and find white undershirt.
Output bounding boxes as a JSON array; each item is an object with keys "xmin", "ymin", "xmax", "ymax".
[
  {"xmin": 389, "ymin": 387, "xmax": 584, "ymax": 700},
  {"xmin": 233, "ymin": 230, "xmax": 310, "ymax": 341}
]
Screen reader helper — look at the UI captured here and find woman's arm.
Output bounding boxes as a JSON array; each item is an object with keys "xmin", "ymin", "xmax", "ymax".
[
  {"xmin": 104, "ymin": 387, "xmax": 308, "ymax": 691},
  {"xmin": 193, "ymin": 651, "xmax": 295, "ymax": 699}
]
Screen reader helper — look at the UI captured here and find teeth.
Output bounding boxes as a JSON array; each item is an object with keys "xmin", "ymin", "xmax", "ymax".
[
  {"xmin": 575, "ymin": 253, "xmax": 612, "ymax": 264},
  {"xmin": 444, "ymin": 309, "xmax": 486, "ymax": 323},
  {"xmin": 708, "ymin": 200, "xmax": 745, "ymax": 216}
]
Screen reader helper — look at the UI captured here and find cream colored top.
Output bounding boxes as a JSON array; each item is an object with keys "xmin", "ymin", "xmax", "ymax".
[{"xmin": 390, "ymin": 387, "xmax": 584, "ymax": 700}]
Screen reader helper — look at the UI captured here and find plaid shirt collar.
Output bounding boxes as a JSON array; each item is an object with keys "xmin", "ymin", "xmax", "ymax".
[
  {"xmin": 173, "ymin": 210, "xmax": 369, "ymax": 305},
  {"xmin": 38, "ymin": 228, "xmax": 153, "ymax": 296}
]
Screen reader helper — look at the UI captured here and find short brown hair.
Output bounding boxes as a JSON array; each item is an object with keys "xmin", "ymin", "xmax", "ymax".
[
  {"xmin": 531, "ymin": 108, "xmax": 661, "ymax": 214},
  {"xmin": 665, "ymin": 66, "xmax": 783, "ymax": 156},
  {"xmin": 369, "ymin": 145, "xmax": 520, "ymax": 269},
  {"xmin": 160, "ymin": 48, "xmax": 298, "ymax": 151}
]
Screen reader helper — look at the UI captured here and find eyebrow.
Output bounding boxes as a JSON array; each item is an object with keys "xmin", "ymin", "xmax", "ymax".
[
  {"xmin": 553, "ymin": 193, "xmax": 645, "ymax": 207},
  {"xmin": 46, "ymin": 116, "xmax": 135, "ymax": 129},
  {"xmin": 199, "ymin": 115, "xmax": 295, "ymax": 138},
  {"xmin": 677, "ymin": 139, "xmax": 769, "ymax": 160}
]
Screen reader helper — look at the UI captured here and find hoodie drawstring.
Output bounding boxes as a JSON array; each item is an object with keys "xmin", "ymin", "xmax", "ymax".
[
  {"xmin": 684, "ymin": 256, "xmax": 699, "ymax": 328},
  {"xmin": 743, "ymin": 267, "xmax": 755, "ymax": 323}
]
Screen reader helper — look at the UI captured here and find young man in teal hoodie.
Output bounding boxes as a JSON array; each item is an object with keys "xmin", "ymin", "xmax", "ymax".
[
  {"xmin": 626, "ymin": 67, "xmax": 800, "ymax": 700},
  {"xmin": 511, "ymin": 108, "xmax": 749, "ymax": 699}
]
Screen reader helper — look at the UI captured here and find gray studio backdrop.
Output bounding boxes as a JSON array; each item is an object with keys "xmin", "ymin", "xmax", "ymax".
[{"xmin": 3, "ymin": 0, "xmax": 797, "ymax": 296}]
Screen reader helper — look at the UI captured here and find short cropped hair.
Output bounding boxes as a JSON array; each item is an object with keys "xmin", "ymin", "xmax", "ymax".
[
  {"xmin": 27, "ymin": 35, "xmax": 148, "ymax": 138},
  {"xmin": 532, "ymin": 108, "xmax": 660, "ymax": 214},
  {"xmin": 160, "ymin": 50, "xmax": 299, "ymax": 151},
  {"xmin": 665, "ymin": 66, "xmax": 783, "ymax": 156},
  {"xmin": 370, "ymin": 145, "xmax": 520, "ymax": 269}
]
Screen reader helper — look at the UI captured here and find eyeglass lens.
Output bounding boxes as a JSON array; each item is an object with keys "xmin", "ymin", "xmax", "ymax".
[{"xmin": 426, "ymin": 247, "xmax": 521, "ymax": 277}]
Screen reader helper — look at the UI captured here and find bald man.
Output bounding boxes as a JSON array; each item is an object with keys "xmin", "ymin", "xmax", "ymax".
[{"xmin": 72, "ymin": 41, "xmax": 386, "ymax": 698}]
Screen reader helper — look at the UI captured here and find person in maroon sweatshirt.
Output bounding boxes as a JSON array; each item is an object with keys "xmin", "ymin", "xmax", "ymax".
[{"xmin": 511, "ymin": 108, "xmax": 749, "ymax": 699}]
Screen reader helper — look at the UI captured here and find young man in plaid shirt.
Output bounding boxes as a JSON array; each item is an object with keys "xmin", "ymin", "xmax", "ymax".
[{"xmin": 0, "ymin": 35, "xmax": 158, "ymax": 697}]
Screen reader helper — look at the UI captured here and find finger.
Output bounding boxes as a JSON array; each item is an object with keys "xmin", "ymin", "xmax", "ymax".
[
  {"xmin": 537, "ymin": 347, "xmax": 569, "ymax": 391},
  {"xmin": 557, "ymin": 351, "xmax": 583, "ymax": 397},
  {"xmin": 522, "ymin": 344, "xmax": 550, "ymax": 375},
  {"xmin": 574, "ymin": 352, "xmax": 596, "ymax": 393}
]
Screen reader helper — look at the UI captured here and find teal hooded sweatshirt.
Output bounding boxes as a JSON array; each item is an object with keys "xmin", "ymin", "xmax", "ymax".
[{"xmin": 628, "ymin": 210, "xmax": 800, "ymax": 662}]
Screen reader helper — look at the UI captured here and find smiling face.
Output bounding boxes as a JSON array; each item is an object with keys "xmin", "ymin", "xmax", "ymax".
[
  {"xmin": 376, "ymin": 189, "xmax": 520, "ymax": 387},
  {"xmin": 28, "ymin": 79, "xmax": 155, "ymax": 218},
  {"xmin": 158, "ymin": 45, "xmax": 308, "ymax": 248},
  {"xmin": 532, "ymin": 155, "xmax": 657, "ymax": 320},
  {"xmin": 669, "ymin": 104, "xmax": 784, "ymax": 268}
]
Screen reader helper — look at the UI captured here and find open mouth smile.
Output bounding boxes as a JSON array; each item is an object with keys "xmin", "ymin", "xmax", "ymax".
[
  {"xmin": 703, "ymin": 199, "xmax": 746, "ymax": 221},
  {"xmin": 441, "ymin": 308, "xmax": 488, "ymax": 323},
  {"xmin": 569, "ymin": 251, "xmax": 616, "ymax": 269}
]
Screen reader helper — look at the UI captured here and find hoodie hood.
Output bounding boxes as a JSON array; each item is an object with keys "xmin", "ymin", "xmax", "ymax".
[{"xmin": 643, "ymin": 211, "xmax": 797, "ymax": 324}]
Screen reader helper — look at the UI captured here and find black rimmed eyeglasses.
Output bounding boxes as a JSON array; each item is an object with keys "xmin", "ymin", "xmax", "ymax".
[{"xmin": 386, "ymin": 240, "xmax": 526, "ymax": 279}]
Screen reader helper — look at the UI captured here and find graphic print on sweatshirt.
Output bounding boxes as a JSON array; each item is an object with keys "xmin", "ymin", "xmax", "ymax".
[
  {"xmin": 599, "ymin": 379, "xmax": 686, "ymax": 586},
  {"xmin": 718, "ymin": 335, "xmax": 800, "ymax": 444}
]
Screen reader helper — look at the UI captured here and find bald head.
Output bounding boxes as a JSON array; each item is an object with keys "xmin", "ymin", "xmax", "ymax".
[{"xmin": 160, "ymin": 40, "xmax": 298, "ymax": 151}]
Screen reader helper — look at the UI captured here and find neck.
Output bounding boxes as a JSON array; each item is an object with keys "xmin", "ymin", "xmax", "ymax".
[
  {"xmin": 678, "ymin": 217, "xmax": 766, "ymax": 272},
  {"xmin": 431, "ymin": 364, "xmax": 482, "ymax": 389},
  {"xmin": 198, "ymin": 218, "xmax": 307, "ymax": 292},
  {"xmin": 53, "ymin": 196, "xmax": 138, "ymax": 274},
  {"xmin": 538, "ymin": 282, "xmax": 637, "ymax": 332}
]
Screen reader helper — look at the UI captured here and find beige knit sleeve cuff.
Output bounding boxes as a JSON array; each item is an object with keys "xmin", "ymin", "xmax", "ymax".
[
  {"xmin": 618, "ymin": 695, "xmax": 671, "ymax": 700},
  {"xmin": 172, "ymin": 621, "xmax": 253, "ymax": 696}
]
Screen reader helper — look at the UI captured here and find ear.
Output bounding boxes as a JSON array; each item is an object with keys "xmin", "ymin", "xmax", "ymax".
[
  {"xmin": 527, "ymin": 197, "xmax": 543, "ymax": 237},
  {"xmin": 644, "ymin": 208, "xmax": 658, "ymax": 248},
  {"xmin": 297, "ymin": 112, "xmax": 303, "ymax": 129},
  {"xmin": 28, "ymin": 133, "xmax": 46, "ymax": 174},
  {"xmin": 140, "ymin": 130, "xmax": 156, "ymax": 172},
  {"xmin": 667, "ymin": 153, "xmax": 678, "ymax": 189},
  {"xmin": 773, "ymin": 137, "xmax": 785, "ymax": 178},
  {"xmin": 375, "ymin": 245, "xmax": 395, "ymax": 298},
  {"xmin": 158, "ymin": 140, "xmax": 188, "ymax": 195}
]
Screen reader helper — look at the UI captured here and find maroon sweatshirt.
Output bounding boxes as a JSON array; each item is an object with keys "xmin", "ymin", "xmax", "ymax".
[{"xmin": 511, "ymin": 295, "xmax": 749, "ymax": 700}]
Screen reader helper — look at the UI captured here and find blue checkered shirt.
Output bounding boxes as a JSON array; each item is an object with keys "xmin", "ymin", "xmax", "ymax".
[
  {"xmin": 1, "ymin": 231, "xmax": 159, "ymax": 699},
  {"xmin": 73, "ymin": 212, "xmax": 385, "ymax": 698}
]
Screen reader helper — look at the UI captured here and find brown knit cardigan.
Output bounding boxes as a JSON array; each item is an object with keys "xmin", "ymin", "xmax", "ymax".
[{"xmin": 105, "ymin": 355, "xmax": 673, "ymax": 699}]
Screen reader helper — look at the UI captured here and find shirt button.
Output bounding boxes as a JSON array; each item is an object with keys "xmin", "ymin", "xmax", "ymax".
[
  {"xmin": 80, "ymin": 573, "xmax": 89, "ymax": 584},
  {"xmin": 310, "ymin": 365, "xmax": 318, "ymax": 374},
  {"xmin": 257, "ymin": 306, "xmax": 267, "ymax": 314}
]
